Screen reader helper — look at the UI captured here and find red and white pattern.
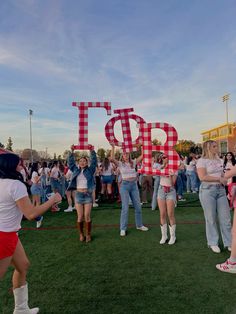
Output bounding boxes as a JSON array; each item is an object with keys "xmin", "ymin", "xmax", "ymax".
[
  {"xmin": 72, "ymin": 101, "xmax": 111, "ymax": 150},
  {"xmin": 105, "ymin": 108, "xmax": 146, "ymax": 153},
  {"xmin": 138, "ymin": 122, "xmax": 179, "ymax": 176}
]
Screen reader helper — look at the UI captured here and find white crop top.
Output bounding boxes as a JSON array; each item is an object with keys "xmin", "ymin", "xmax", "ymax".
[
  {"xmin": 76, "ymin": 170, "xmax": 88, "ymax": 189},
  {"xmin": 118, "ymin": 160, "xmax": 137, "ymax": 180}
]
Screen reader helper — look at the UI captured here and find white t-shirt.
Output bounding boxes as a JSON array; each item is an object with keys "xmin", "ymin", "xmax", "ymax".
[
  {"xmin": 50, "ymin": 167, "xmax": 59, "ymax": 179},
  {"xmin": 118, "ymin": 160, "xmax": 137, "ymax": 180},
  {"xmin": 186, "ymin": 160, "xmax": 197, "ymax": 171},
  {"xmin": 0, "ymin": 179, "xmax": 28, "ymax": 232},
  {"xmin": 39, "ymin": 167, "xmax": 50, "ymax": 177},
  {"xmin": 196, "ymin": 158, "xmax": 224, "ymax": 181}
]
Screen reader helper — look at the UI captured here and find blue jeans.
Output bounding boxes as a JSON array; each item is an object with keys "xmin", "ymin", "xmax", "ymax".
[
  {"xmin": 151, "ymin": 176, "xmax": 160, "ymax": 210},
  {"xmin": 120, "ymin": 180, "xmax": 143, "ymax": 231},
  {"xmin": 176, "ymin": 174, "xmax": 184, "ymax": 197},
  {"xmin": 199, "ymin": 183, "xmax": 232, "ymax": 247},
  {"xmin": 178, "ymin": 169, "xmax": 186, "ymax": 192},
  {"xmin": 186, "ymin": 170, "xmax": 198, "ymax": 192}
]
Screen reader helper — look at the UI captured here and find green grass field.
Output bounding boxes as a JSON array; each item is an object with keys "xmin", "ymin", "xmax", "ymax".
[{"xmin": 1, "ymin": 194, "xmax": 236, "ymax": 314}]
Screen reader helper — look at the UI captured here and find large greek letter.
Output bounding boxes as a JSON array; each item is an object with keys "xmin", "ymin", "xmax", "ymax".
[{"xmin": 72, "ymin": 101, "xmax": 111, "ymax": 150}]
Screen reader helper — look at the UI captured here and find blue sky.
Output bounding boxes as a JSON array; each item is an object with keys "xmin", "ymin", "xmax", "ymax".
[{"xmin": 0, "ymin": 0, "xmax": 236, "ymax": 156}]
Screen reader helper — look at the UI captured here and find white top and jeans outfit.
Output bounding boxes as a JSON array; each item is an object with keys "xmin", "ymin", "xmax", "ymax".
[
  {"xmin": 118, "ymin": 161, "xmax": 147, "ymax": 233},
  {"xmin": 197, "ymin": 158, "xmax": 232, "ymax": 248}
]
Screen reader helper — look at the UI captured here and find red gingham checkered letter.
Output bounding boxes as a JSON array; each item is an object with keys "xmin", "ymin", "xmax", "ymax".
[
  {"xmin": 72, "ymin": 101, "xmax": 112, "ymax": 150},
  {"xmin": 138, "ymin": 122, "xmax": 179, "ymax": 175},
  {"xmin": 105, "ymin": 108, "xmax": 146, "ymax": 153}
]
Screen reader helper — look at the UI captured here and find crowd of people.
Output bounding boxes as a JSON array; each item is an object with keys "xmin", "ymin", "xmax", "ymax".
[{"xmin": 2, "ymin": 140, "xmax": 236, "ymax": 312}]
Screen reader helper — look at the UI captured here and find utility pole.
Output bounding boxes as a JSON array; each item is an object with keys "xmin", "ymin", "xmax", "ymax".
[
  {"xmin": 29, "ymin": 109, "xmax": 33, "ymax": 163},
  {"xmin": 222, "ymin": 94, "xmax": 230, "ymax": 152}
]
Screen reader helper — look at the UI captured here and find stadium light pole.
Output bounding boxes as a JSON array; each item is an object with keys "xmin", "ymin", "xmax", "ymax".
[
  {"xmin": 29, "ymin": 109, "xmax": 33, "ymax": 163},
  {"xmin": 222, "ymin": 94, "xmax": 230, "ymax": 151}
]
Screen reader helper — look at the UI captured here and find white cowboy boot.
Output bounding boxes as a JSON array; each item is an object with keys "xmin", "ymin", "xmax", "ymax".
[
  {"xmin": 13, "ymin": 283, "xmax": 39, "ymax": 314},
  {"xmin": 160, "ymin": 224, "xmax": 168, "ymax": 244},
  {"xmin": 168, "ymin": 224, "xmax": 176, "ymax": 245}
]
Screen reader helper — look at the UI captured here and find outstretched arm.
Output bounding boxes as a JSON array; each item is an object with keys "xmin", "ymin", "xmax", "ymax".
[
  {"xmin": 136, "ymin": 145, "xmax": 143, "ymax": 164},
  {"xmin": 16, "ymin": 193, "xmax": 62, "ymax": 220},
  {"xmin": 67, "ymin": 145, "xmax": 77, "ymax": 172},
  {"xmin": 109, "ymin": 144, "xmax": 119, "ymax": 166},
  {"xmin": 88, "ymin": 145, "xmax": 97, "ymax": 174}
]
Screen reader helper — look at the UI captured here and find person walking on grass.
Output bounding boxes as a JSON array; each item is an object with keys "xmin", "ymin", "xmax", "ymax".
[
  {"xmin": 99, "ymin": 157, "xmax": 114, "ymax": 202},
  {"xmin": 64, "ymin": 168, "xmax": 75, "ymax": 212},
  {"xmin": 157, "ymin": 155, "xmax": 178, "ymax": 245},
  {"xmin": 49, "ymin": 160, "xmax": 61, "ymax": 212},
  {"xmin": 0, "ymin": 153, "xmax": 61, "ymax": 314},
  {"xmin": 196, "ymin": 140, "xmax": 231, "ymax": 254},
  {"xmin": 216, "ymin": 165, "xmax": 236, "ymax": 273},
  {"xmin": 110, "ymin": 145, "xmax": 149, "ymax": 237},
  {"xmin": 67, "ymin": 144, "xmax": 97, "ymax": 242},
  {"xmin": 30, "ymin": 162, "xmax": 43, "ymax": 229}
]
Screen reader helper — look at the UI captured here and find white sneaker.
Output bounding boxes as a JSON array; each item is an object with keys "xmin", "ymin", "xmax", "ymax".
[
  {"xmin": 210, "ymin": 245, "xmax": 221, "ymax": 253},
  {"xmin": 136, "ymin": 225, "xmax": 149, "ymax": 231},
  {"xmin": 93, "ymin": 203, "xmax": 99, "ymax": 208},
  {"xmin": 216, "ymin": 259, "xmax": 236, "ymax": 273},
  {"xmin": 64, "ymin": 206, "xmax": 73, "ymax": 212},
  {"xmin": 36, "ymin": 216, "xmax": 43, "ymax": 228},
  {"xmin": 120, "ymin": 230, "xmax": 126, "ymax": 236}
]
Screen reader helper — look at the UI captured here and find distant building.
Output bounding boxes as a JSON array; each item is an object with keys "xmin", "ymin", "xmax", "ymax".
[{"xmin": 201, "ymin": 122, "xmax": 236, "ymax": 154}]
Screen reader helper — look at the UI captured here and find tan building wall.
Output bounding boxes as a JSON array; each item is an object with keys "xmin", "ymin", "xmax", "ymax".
[{"xmin": 201, "ymin": 123, "xmax": 236, "ymax": 155}]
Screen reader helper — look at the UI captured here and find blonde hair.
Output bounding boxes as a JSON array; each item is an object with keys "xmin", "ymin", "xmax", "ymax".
[{"xmin": 201, "ymin": 140, "xmax": 219, "ymax": 160}]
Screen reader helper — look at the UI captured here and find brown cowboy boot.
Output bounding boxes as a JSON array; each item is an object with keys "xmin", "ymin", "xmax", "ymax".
[
  {"xmin": 77, "ymin": 221, "xmax": 84, "ymax": 242},
  {"xmin": 85, "ymin": 221, "xmax": 92, "ymax": 242}
]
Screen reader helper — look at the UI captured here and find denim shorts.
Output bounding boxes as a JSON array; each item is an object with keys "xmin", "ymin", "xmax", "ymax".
[
  {"xmin": 30, "ymin": 184, "xmax": 42, "ymax": 196},
  {"xmin": 75, "ymin": 191, "xmax": 93, "ymax": 204},
  {"xmin": 158, "ymin": 185, "xmax": 176, "ymax": 201},
  {"xmin": 50, "ymin": 178, "xmax": 60, "ymax": 191},
  {"xmin": 101, "ymin": 175, "xmax": 113, "ymax": 184}
]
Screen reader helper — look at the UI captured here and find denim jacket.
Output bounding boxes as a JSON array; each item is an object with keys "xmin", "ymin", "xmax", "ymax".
[{"xmin": 67, "ymin": 150, "xmax": 97, "ymax": 192}]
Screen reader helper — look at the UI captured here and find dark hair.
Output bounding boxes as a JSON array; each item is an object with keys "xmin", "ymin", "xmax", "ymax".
[
  {"xmin": 0, "ymin": 153, "xmax": 23, "ymax": 181},
  {"xmin": 224, "ymin": 152, "xmax": 236, "ymax": 167},
  {"xmin": 30, "ymin": 162, "xmax": 39, "ymax": 177},
  {"xmin": 41, "ymin": 161, "xmax": 47, "ymax": 168},
  {"xmin": 102, "ymin": 157, "xmax": 110, "ymax": 171}
]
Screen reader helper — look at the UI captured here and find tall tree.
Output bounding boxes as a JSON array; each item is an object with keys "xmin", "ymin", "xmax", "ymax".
[
  {"xmin": 97, "ymin": 148, "xmax": 106, "ymax": 161},
  {"xmin": 175, "ymin": 140, "xmax": 196, "ymax": 155},
  {"xmin": 6, "ymin": 137, "xmax": 13, "ymax": 151}
]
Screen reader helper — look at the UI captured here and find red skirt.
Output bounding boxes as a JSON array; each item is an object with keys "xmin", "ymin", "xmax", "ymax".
[{"xmin": 0, "ymin": 231, "xmax": 18, "ymax": 259}]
